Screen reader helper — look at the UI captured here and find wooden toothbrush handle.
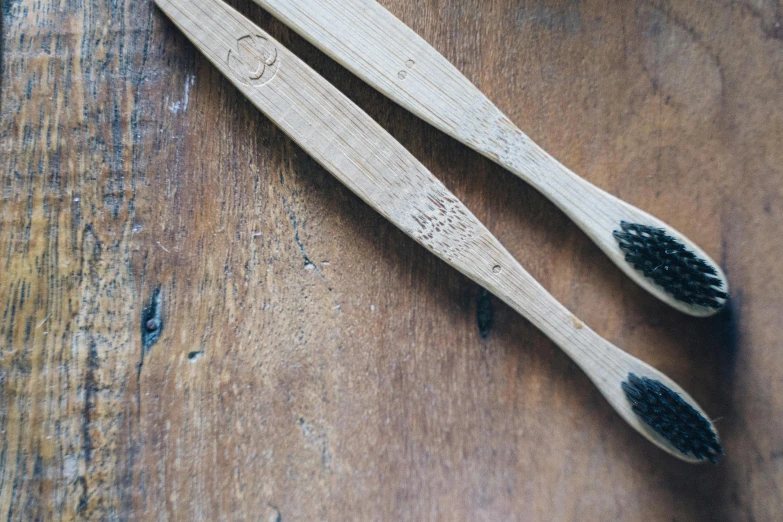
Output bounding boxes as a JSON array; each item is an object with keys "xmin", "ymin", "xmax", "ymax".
[
  {"xmin": 416, "ymin": 221, "xmax": 718, "ymax": 465},
  {"xmin": 468, "ymin": 108, "xmax": 728, "ymax": 316},
  {"xmin": 478, "ymin": 117, "xmax": 652, "ymax": 272}
]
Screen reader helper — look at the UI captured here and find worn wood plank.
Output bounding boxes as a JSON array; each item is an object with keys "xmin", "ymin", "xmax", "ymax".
[{"xmin": 2, "ymin": 0, "xmax": 782, "ymax": 520}]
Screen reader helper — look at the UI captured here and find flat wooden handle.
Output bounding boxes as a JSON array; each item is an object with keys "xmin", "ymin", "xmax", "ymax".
[{"xmin": 488, "ymin": 127, "xmax": 729, "ymax": 317}]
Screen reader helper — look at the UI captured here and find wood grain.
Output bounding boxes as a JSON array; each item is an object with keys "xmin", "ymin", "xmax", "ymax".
[{"xmin": 2, "ymin": 0, "xmax": 783, "ymax": 519}]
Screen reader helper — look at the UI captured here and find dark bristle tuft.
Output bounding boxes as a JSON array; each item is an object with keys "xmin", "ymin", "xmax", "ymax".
[
  {"xmin": 613, "ymin": 221, "xmax": 728, "ymax": 309},
  {"xmin": 622, "ymin": 373, "xmax": 723, "ymax": 463}
]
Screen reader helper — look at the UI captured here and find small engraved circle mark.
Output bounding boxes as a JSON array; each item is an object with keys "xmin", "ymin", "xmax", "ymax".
[
  {"xmin": 227, "ymin": 34, "xmax": 279, "ymax": 87},
  {"xmin": 492, "ymin": 265, "xmax": 501, "ymax": 274},
  {"xmin": 405, "ymin": 59, "xmax": 415, "ymax": 68},
  {"xmin": 398, "ymin": 70, "xmax": 407, "ymax": 79}
]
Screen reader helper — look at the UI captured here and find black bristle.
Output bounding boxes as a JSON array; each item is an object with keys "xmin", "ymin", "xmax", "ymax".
[
  {"xmin": 622, "ymin": 373, "xmax": 723, "ymax": 462},
  {"xmin": 613, "ymin": 221, "xmax": 728, "ymax": 309}
]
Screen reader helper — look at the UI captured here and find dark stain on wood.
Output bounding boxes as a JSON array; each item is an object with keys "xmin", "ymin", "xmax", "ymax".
[
  {"xmin": 141, "ymin": 288, "xmax": 163, "ymax": 351},
  {"xmin": 476, "ymin": 288, "xmax": 494, "ymax": 339}
]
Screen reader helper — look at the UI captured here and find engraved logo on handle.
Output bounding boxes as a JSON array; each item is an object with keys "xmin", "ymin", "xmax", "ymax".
[{"xmin": 227, "ymin": 34, "xmax": 279, "ymax": 86}]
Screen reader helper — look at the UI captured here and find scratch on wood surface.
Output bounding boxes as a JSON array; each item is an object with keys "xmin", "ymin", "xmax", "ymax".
[{"xmin": 281, "ymin": 196, "xmax": 317, "ymax": 271}]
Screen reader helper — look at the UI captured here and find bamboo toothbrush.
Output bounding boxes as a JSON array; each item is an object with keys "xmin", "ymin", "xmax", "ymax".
[
  {"xmin": 249, "ymin": 0, "xmax": 729, "ymax": 318},
  {"xmin": 154, "ymin": 0, "xmax": 723, "ymax": 462}
]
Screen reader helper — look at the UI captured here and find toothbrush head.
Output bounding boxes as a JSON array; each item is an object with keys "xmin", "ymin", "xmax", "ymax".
[
  {"xmin": 622, "ymin": 373, "xmax": 723, "ymax": 463},
  {"xmin": 613, "ymin": 221, "xmax": 728, "ymax": 311}
]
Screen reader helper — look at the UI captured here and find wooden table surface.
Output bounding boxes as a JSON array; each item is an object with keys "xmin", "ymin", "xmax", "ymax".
[{"xmin": 2, "ymin": 0, "xmax": 782, "ymax": 519}]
